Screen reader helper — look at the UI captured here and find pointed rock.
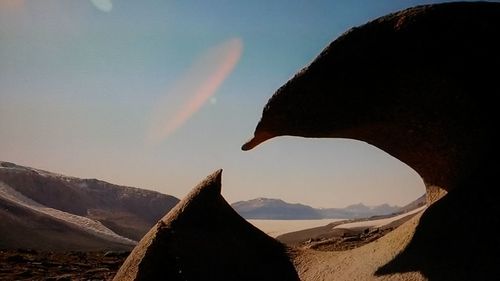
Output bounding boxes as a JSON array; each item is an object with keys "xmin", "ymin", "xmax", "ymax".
[{"xmin": 113, "ymin": 169, "xmax": 299, "ymax": 281}]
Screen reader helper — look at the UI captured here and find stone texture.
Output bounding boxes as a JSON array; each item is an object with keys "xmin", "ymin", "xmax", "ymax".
[
  {"xmin": 242, "ymin": 2, "xmax": 500, "ymax": 280},
  {"xmin": 242, "ymin": 2, "xmax": 500, "ymax": 194},
  {"xmin": 113, "ymin": 170, "xmax": 299, "ymax": 281}
]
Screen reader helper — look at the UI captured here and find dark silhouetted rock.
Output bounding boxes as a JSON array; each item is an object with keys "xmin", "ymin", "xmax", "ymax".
[
  {"xmin": 243, "ymin": 2, "xmax": 500, "ymax": 280},
  {"xmin": 113, "ymin": 170, "xmax": 299, "ymax": 281},
  {"xmin": 242, "ymin": 2, "xmax": 499, "ymax": 194}
]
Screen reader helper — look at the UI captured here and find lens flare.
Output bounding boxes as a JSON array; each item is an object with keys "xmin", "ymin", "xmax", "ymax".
[{"xmin": 147, "ymin": 38, "xmax": 243, "ymax": 145}]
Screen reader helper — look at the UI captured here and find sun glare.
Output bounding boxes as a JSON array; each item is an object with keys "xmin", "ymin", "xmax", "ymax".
[{"xmin": 146, "ymin": 38, "xmax": 243, "ymax": 145}]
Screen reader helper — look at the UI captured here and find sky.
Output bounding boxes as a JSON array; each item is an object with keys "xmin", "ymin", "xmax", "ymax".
[{"xmin": 1, "ymin": 0, "xmax": 478, "ymax": 208}]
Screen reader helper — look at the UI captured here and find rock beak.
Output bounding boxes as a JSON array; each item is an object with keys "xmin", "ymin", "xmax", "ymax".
[{"xmin": 241, "ymin": 131, "xmax": 275, "ymax": 151}]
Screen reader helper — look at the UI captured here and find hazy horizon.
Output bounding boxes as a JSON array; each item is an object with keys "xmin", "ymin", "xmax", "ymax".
[{"xmin": 1, "ymin": 0, "xmax": 470, "ymax": 208}]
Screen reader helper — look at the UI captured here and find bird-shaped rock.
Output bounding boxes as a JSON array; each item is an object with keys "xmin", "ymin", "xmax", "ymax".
[
  {"xmin": 243, "ymin": 2, "xmax": 500, "ymax": 280},
  {"xmin": 243, "ymin": 1, "xmax": 500, "ymax": 194}
]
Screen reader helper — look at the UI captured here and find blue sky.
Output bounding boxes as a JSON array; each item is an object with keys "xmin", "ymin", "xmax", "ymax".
[{"xmin": 1, "ymin": 0, "xmax": 477, "ymax": 207}]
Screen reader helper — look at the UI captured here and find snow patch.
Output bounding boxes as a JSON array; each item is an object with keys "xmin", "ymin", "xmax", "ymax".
[{"xmin": 0, "ymin": 181, "xmax": 136, "ymax": 245}]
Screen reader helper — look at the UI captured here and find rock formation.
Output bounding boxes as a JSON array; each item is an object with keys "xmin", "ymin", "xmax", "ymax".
[
  {"xmin": 114, "ymin": 3, "xmax": 500, "ymax": 281},
  {"xmin": 242, "ymin": 1, "xmax": 499, "ymax": 194},
  {"xmin": 113, "ymin": 170, "xmax": 299, "ymax": 281},
  {"xmin": 242, "ymin": 2, "xmax": 500, "ymax": 280}
]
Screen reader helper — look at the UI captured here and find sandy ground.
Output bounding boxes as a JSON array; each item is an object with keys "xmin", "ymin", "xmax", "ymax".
[{"xmin": 248, "ymin": 219, "xmax": 345, "ymax": 237}]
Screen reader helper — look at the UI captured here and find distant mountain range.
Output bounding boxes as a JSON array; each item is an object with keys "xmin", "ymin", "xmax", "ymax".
[
  {"xmin": 0, "ymin": 161, "xmax": 179, "ymax": 251},
  {"xmin": 231, "ymin": 197, "xmax": 424, "ymax": 220}
]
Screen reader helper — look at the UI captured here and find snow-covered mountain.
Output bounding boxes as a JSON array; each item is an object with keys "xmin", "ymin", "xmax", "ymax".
[
  {"xmin": 0, "ymin": 161, "xmax": 179, "ymax": 251},
  {"xmin": 232, "ymin": 198, "xmax": 404, "ymax": 220}
]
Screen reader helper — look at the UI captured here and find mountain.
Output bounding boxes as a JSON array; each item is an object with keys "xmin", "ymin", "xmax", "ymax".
[
  {"xmin": 232, "ymin": 198, "xmax": 404, "ymax": 220},
  {"xmin": 0, "ymin": 161, "xmax": 179, "ymax": 251},
  {"xmin": 232, "ymin": 198, "xmax": 321, "ymax": 219}
]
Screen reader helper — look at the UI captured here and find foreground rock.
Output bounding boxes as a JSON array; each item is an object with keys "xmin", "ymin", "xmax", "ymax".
[
  {"xmin": 113, "ymin": 170, "xmax": 299, "ymax": 281},
  {"xmin": 242, "ymin": 2, "xmax": 498, "ymax": 195},
  {"xmin": 243, "ymin": 2, "xmax": 500, "ymax": 280}
]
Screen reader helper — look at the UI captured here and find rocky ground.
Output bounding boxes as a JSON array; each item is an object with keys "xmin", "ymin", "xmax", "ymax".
[{"xmin": 0, "ymin": 249, "xmax": 128, "ymax": 281}]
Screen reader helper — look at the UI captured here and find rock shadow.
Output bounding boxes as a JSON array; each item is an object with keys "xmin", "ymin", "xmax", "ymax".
[{"xmin": 376, "ymin": 176, "xmax": 500, "ymax": 280}]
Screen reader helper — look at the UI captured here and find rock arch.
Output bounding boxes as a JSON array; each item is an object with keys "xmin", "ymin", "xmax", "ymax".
[
  {"xmin": 243, "ymin": 1, "xmax": 499, "ymax": 195},
  {"xmin": 243, "ymin": 2, "xmax": 500, "ymax": 280}
]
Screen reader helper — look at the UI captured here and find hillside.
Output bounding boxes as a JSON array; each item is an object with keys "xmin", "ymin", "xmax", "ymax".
[{"xmin": 0, "ymin": 161, "xmax": 179, "ymax": 251}]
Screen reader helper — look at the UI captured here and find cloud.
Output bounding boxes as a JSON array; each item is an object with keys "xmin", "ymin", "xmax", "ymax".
[{"xmin": 146, "ymin": 38, "xmax": 243, "ymax": 145}]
